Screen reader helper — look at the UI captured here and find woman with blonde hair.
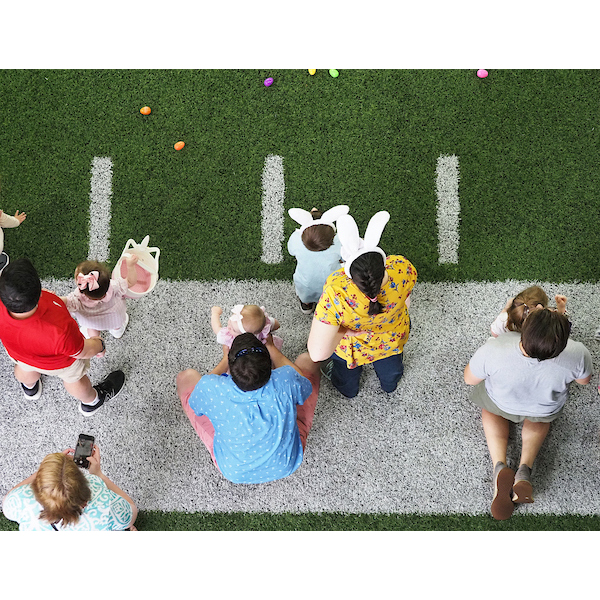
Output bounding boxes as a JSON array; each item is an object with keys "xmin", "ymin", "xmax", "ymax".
[{"xmin": 2, "ymin": 445, "xmax": 137, "ymax": 531}]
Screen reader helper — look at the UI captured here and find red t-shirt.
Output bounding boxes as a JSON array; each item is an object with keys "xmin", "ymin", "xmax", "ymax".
[{"xmin": 0, "ymin": 291, "xmax": 85, "ymax": 370}]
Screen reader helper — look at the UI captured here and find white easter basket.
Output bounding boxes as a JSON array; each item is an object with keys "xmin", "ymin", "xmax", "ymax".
[{"xmin": 112, "ymin": 235, "xmax": 160, "ymax": 299}]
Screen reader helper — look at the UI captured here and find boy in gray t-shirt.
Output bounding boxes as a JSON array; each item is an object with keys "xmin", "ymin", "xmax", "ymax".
[{"xmin": 464, "ymin": 308, "xmax": 592, "ymax": 521}]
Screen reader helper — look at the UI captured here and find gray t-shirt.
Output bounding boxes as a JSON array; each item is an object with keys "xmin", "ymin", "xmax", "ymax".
[{"xmin": 469, "ymin": 332, "xmax": 593, "ymax": 417}]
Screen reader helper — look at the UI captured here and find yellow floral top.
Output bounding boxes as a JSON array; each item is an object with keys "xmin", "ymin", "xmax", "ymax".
[{"xmin": 314, "ymin": 255, "xmax": 417, "ymax": 368}]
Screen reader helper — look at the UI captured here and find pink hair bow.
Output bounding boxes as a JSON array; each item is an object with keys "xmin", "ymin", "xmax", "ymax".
[{"xmin": 77, "ymin": 271, "xmax": 100, "ymax": 291}]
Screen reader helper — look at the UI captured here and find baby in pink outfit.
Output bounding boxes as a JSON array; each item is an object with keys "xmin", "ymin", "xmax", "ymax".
[
  {"xmin": 62, "ymin": 255, "xmax": 139, "ymax": 344},
  {"xmin": 211, "ymin": 304, "xmax": 283, "ymax": 350}
]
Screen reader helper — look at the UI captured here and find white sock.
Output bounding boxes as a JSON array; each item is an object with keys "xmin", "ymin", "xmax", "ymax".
[{"xmin": 85, "ymin": 391, "xmax": 100, "ymax": 407}]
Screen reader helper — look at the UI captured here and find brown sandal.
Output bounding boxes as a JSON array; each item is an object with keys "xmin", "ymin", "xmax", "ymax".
[
  {"xmin": 491, "ymin": 464, "xmax": 515, "ymax": 520},
  {"xmin": 512, "ymin": 480, "xmax": 534, "ymax": 504}
]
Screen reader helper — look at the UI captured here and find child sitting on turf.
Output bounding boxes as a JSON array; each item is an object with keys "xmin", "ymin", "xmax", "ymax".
[
  {"xmin": 61, "ymin": 255, "xmax": 139, "ymax": 343},
  {"xmin": 0, "ymin": 208, "xmax": 27, "ymax": 273},
  {"xmin": 490, "ymin": 285, "xmax": 568, "ymax": 337},
  {"xmin": 287, "ymin": 205, "xmax": 349, "ymax": 314},
  {"xmin": 211, "ymin": 304, "xmax": 283, "ymax": 351}
]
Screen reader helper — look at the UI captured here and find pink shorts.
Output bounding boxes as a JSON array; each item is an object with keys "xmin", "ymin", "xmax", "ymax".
[{"xmin": 180, "ymin": 368, "xmax": 320, "ymax": 469}]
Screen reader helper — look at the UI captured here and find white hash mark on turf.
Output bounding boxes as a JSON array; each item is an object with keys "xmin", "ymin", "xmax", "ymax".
[
  {"xmin": 436, "ymin": 154, "xmax": 460, "ymax": 264},
  {"xmin": 89, "ymin": 157, "xmax": 113, "ymax": 262},
  {"xmin": 261, "ymin": 154, "xmax": 285, "ymax": 264}
]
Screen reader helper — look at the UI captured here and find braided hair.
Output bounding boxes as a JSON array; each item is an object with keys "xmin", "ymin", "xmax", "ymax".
[{"xmin": 349, "ymin": 252, "xmax": 386, "ymax": 315}]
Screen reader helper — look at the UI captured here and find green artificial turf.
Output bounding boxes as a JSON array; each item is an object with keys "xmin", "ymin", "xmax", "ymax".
[
  {"xmin": 2, "ymin": 69, "xmax": 600, "ymax": 282},
  {"xmin": 2, "ymin": 511, "xmax": 600, "ymax": 531}
]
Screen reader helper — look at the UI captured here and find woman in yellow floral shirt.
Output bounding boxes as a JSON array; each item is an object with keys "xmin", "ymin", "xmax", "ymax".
[{"xmin": 308, "ymin": 251, "xmax": 417, "ymax": 398}]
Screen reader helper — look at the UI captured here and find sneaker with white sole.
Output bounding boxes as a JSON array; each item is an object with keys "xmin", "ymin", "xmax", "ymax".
[
  {"xmin": 79, "ymin": 370, "xmax": 125, "ymax": 416},
  {"xmin": 299, "ymin": 299, "xmax": 315, "ymax": 315},
  {"xmin": 109, "ymin": 313, "xmax": 129, "ymax": 339},
  {"xmin": 21, "ymin": 379, "xmax": 42, "ymax": 400}
]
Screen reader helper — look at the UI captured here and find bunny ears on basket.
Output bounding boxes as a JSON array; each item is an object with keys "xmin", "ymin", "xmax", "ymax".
[
  {"xmin": 337, "ymin": 211, "xmax": 390, "ymax": 278},
  {"xmin": 288, "ymin": 205, "xmax": 350, "ymax": 235}
]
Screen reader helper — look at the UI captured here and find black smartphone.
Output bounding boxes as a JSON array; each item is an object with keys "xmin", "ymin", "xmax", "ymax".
[{"xmin": 73, "ymin": 434, "xmax": 95, "ymax": 469}]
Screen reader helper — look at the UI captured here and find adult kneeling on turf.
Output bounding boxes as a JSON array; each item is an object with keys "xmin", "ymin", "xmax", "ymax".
[
  {"xmin": 177, "ymin": 332, "xmax": 320, "ymax": 484},
  {"xmin": 464, "ymin": 308, "xmax": 592, "ymax": 520}
]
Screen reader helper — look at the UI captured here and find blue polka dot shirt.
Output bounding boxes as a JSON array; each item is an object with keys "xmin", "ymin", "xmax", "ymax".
[{"xmin": 189, "ymin": 365, "xmax": 312, "ymax": 483}]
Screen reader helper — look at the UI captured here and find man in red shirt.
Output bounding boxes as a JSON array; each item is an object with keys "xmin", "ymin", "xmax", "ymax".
[{"xmin": 0, "ymin": 258, "xmax": 124, "ymax": 416}]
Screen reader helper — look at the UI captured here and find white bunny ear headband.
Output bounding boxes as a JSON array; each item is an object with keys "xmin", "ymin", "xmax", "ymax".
[
  {"xmin": 288, "ymin": 205, "xmax": 350, "ymax": 235},
  {"xmin": 337, "ymin": 211, "xmax": 390, "ymax": 278}
]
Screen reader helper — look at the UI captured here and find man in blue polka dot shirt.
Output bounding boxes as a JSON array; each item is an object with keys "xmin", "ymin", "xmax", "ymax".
[{"xmin": 177, "ymin": 333, "xmax": 321, "ymax": 484}]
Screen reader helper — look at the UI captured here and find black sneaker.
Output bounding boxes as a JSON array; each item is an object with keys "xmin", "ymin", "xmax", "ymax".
[
  {"xmin": 21, "ymin": 379, "xmax": 42, "ymax": 400},
  {"xmin": 320, "ymin": 359, "xmax": 334, "ymax": 380},
  {"xmin": 0, "ymin": 252, "xmax": 9, "ymax": 275},
  {"xmin": 79, "ymin": 370, "xmax": 125, "ymax": 417},
  {"xmin": 300, "ymin": 300, "xmax": 315, "ymax": 315}
]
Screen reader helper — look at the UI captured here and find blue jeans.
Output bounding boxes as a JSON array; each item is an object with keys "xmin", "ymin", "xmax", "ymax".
[{"xmin": 330, "ymin": 352, "xmax": 404, "ymax": 398}]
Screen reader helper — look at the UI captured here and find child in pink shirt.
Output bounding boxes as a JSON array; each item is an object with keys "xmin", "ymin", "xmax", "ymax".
[{"xmin": 62, "ymin": 254, "xmax": 139, "ymax": 341}]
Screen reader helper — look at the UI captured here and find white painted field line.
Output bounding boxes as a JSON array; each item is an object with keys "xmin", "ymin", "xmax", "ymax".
[
  {"xmin": 88, "ymin": 157, "xmax": 113, "ymax": 262},
  {"xmin": 436, "ymin": 154, "xmax": 460, "ymax": 264},
  {"xmin": 260, "ymin": 154, "xmax": 285, "ymax": 264}
]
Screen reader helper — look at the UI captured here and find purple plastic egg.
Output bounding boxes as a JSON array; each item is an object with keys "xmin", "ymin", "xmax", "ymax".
[{"xmin": 264, "ymin": 77, "xmax": 274, "ymax": 87}]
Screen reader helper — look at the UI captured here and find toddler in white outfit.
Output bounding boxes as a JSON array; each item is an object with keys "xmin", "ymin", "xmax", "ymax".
[{"xmin": 211, "ymin": 304, "xmax": 283, "ymax": 350}]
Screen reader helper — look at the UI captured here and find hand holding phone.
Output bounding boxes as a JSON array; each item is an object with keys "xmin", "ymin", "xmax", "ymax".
[
  {"xmin": 86, "ymin": 445, "xmax": 102, "ymax": 477},
  {"xmin": 73, "ymin": 434, "xmax": 95, "ymax": 469}
]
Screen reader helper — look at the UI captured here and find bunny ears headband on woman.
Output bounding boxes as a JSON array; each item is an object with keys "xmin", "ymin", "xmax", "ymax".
[
  {"xmin": 288, "ymin": 205, "xmax": 350, "ymax": 235},
  {"xmin": 337, "ymin": 211, "xmax": 390, "ymax": 278}
]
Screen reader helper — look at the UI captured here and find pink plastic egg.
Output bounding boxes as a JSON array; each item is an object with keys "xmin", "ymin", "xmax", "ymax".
[{"xmin": 477, "ymin": 69, "xmax": 488, "ymax": 79}]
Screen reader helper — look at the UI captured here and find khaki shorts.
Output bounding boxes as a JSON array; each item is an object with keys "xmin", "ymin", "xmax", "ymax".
[
  {"xmin": 469, "ymin": 381, "xmax": 564, "ymax": 424},
  {"xmin": 10, "ymin": 356, "xmax": 90, "ymax": 384}
]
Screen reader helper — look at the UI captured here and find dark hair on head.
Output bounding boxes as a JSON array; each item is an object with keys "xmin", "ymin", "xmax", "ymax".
[
  {"xmin": 75, "ymin": 260, "xmax": 111, "ymax": 299},
  {"xmin": 349, "ymin": 252, "xmax": 386, "ymax": 316},
  {"xmin": 521, "ymin": 308, "xmax": 570, "ymax": 361},
  {"xmin": 301, "ymin": 224, "xmax": 335, "ymax": 252},
  {"xmin": 0, "ymin": 258, "xmax": 42, "ymax": 313},
  {"xmin": 228, "ymin": 333, "xmax": 272, "ymax": 391},
  {"xmin": 506, "ymin": 286, "xmax": 549, "ymax": 332}
]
